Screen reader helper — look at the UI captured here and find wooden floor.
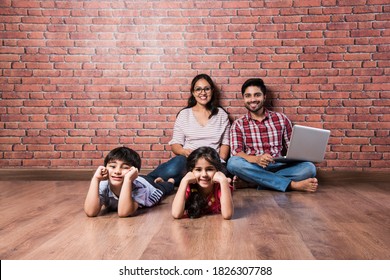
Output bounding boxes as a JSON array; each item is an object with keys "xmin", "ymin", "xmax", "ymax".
[{"xmin": 0, "ymin": 171, "xmax": 389, "ymax": 260}]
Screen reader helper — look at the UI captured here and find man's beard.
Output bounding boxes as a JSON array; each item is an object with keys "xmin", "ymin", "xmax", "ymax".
[{"xmin": 245, "ymin": 101, "xmax": 265, "ymax": 113}]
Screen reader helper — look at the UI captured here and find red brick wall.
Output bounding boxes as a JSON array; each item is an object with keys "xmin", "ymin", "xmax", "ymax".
[{"xmin": 1, "ymin": 0, "xmax": 389, "ymax": 171}]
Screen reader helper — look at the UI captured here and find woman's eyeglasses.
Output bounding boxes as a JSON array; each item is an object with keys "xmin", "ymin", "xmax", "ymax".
[{"xmin": 194, "ymin": 87, "xmax": 212, "ymax": 94}]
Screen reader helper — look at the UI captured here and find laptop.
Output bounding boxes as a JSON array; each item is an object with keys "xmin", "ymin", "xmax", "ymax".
[{"xmin": 274, "ymin": 125, "xmax": 330, "ymax": 163}]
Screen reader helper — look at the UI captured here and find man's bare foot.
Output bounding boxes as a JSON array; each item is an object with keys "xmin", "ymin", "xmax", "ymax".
[
  {"xmin": 289, "ymin": 178, "xmax": 318, "ymax": 192},
  {"xmin": 154, "ymin": 177, "xmax": 164, "ymax": 183},
  {"xmin": 232, "ymin": 176, "xmax": 257, "ymax": 189}
]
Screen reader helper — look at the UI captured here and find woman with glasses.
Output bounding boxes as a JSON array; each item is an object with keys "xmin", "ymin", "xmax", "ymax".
[{"xmin": 147, "ymin": 74, "xmax": 231, "ymax": 186}]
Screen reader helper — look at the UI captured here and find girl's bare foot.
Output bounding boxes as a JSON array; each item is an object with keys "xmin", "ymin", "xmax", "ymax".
[{"xmin": 290, "ymin": 178, "xmax": 318, "ymax": 192}]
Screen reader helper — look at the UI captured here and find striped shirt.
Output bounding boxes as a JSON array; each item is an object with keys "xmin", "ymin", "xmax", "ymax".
[
  {"xmin": 98, "ymin": 176, "xmax": 163, "ymax": 209},
  {"xmin": 169, "ymin": 107, "xmax": 230, "ymax": 153},
  {"xmin": 230, "ymin": 109, "xmax": 292, "ymax": 157}
]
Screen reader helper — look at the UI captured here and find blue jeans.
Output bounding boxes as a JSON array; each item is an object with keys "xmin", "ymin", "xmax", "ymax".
[
  {"xmin": 139, "ymin": 175, "xmax": 174, "ymax": 196},
  {"xmin": 147, "ymin": 156, "xmax": 187, "ymax": 185},
  {"xmin": 227, "ymin": 156, "xmax": 317, "ymax": 192}
]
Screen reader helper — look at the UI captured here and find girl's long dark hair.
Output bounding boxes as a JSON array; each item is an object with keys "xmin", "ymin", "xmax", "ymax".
[
  {"xmin": 181, "ymin": 74, "xmax": 221, "ymax": 119},
  {"xmin": 185, "ymin": 147, "xmax": 222, "ymax": 218}
]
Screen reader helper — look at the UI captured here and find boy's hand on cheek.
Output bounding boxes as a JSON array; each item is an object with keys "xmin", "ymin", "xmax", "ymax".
[
  {"xmin": 125, "ymin": 167, "xmax": 139, "ymax": 182},
  {"xmin": 93, "ymin": 166, "xmax": 108, "ymax": 181}
]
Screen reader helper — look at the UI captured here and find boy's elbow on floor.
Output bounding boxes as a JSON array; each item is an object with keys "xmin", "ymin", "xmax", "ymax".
[
  {"xmin": 118, "ymin": 209, "xmax": 135, "ymax": 218},
  {"xmin": 118, "ymin": 213, "xmax": 129, "ymax": 218},
  {"xmin": 84, "ymin": 210, "xmax": 98, "ymax": 217},
  {"xmin": 84, "ymin": 203, "xmax": 100, "ymax": 217}
]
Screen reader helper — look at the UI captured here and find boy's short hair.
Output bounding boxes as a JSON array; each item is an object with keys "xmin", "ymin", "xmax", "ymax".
[
  {"xmin": 103, "ymin": 147, "xmax": 141, "ymax": 170},
  {"xmin": 241, "ymin": 78, "xmax": 267, "ymax": 96}
]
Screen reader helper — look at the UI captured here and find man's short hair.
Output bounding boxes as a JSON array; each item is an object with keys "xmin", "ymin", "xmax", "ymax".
[{"xmin": 241, "ymin": 78, "xmax": 267, "ymax": 96}]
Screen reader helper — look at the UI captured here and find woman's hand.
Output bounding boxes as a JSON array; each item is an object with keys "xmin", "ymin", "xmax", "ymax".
[
  {"xmin": 182, "ymin": 149, "xmax": 193, "ymax": 157},
  {"xmin": 171, "ymin": 144, "xmax": 192, "ymax": 157}
]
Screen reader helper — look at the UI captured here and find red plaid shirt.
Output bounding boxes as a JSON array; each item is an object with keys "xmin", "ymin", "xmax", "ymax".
[{"xmin": 230, "ymin": 109, "xmax": 292, "ymax": 157}]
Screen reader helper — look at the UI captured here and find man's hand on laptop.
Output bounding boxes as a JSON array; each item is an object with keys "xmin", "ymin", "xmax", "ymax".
[{"xmin": 257, "ymin": 153, "xmax": 274, "ymax": 168}]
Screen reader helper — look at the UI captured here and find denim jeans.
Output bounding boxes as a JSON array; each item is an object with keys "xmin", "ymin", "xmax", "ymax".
[
  {"xmin": 227, "ymin": 156, "xmax": 317, "ymax": 192},
  {"xmin": 139, "ymin": 175, "xmax": 175, "ymax": 196},
  {"xmin": 147, "ymin": 155, "xmax": 232, "ymax": 186},
  {"xmin": 147, "ymin": 155, "xmax": 187, "ymax": 185}
]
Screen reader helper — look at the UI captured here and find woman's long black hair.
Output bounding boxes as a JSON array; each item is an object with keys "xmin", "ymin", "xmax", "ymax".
[{"xmin": 185, "ymin": 147, "xmax": 223, "ymax": 218}]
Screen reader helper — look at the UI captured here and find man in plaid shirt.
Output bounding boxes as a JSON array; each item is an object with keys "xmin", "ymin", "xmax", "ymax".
[{"xmin": 227, "ymin": 78, "xmax": 318, "ymax": 192}]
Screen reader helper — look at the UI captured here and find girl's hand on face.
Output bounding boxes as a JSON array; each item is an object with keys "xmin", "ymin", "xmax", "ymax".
[
  {"xmin": 212, "ymin": 171, "xmax": 229, "ymax": 184},
  {"xmin": 183, "ymin": 171, "xmax": 197, "ymax": 184},
  {"xmin": 93, "ymin": 166, "xmax": 108, "ymax": 181},
  {"xmin": 125, "ymin": 166, "xmax": 139, "ymax": 182}
]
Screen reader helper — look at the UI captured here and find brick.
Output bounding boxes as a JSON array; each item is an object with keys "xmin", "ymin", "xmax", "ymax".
[
  {"xmin": 74, "ymin": 151, "xmax": 103, "ymax": 160},
  {"xmin": 348, "ymin": 115, "xmax": 379, "ymax": 122},
  {"xmin": 47, "ymin": 122, "xmax": 75, "ymax": 129},
  {"xmin": 371, "ymin": 161, "xmax": 390, "ymax": 168},
  {"xmin": 370, "ymin": 137, "xmax": 390, "ymax": 145}
]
